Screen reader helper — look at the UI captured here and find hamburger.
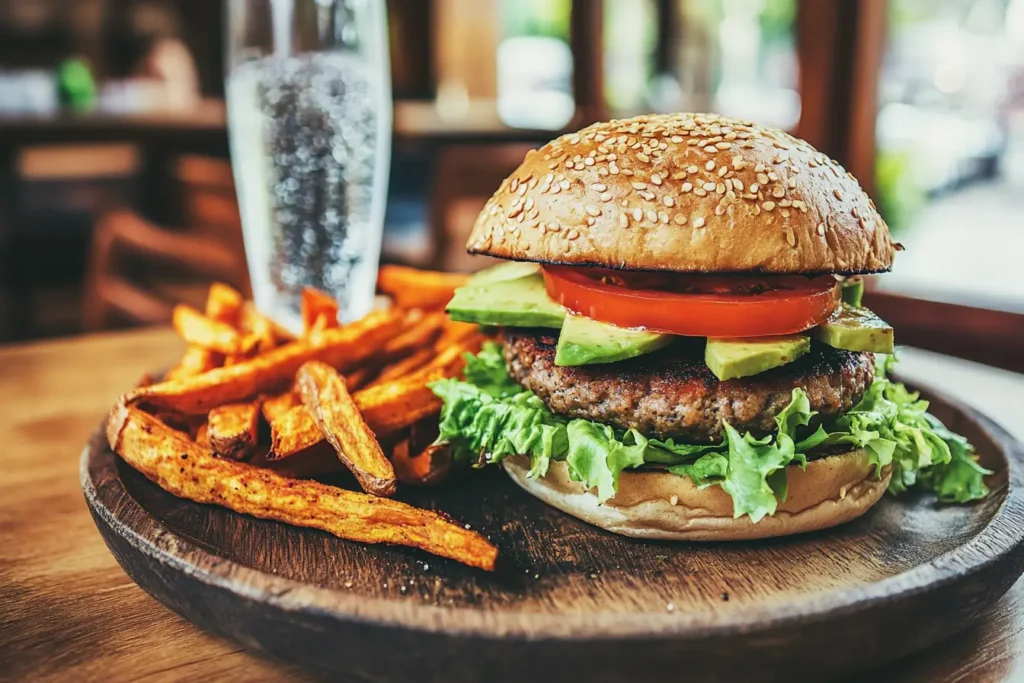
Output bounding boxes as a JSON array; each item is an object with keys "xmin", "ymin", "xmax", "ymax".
[{"xmin": 430, "ymin": 113, "xmax": 989, "ymax": 541}]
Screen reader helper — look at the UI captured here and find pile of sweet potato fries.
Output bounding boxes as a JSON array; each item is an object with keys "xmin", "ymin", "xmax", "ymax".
[{"xmin": 106, "ymin": 266, "xmax": 498, "ymax": 570}]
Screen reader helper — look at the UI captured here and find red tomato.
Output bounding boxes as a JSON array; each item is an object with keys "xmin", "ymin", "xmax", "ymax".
[{"xmin": 542, "ymin": 266, "xmax": 840, "ymax": 338}]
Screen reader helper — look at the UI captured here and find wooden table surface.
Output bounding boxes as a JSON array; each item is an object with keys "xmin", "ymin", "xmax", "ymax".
[{"xmin": 2, "ymin": 328, "xmax": 1024, "ymax": 682}]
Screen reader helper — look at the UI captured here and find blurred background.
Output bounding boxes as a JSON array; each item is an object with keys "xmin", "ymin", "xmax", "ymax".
[{"xmin": 0, "ymin": 0, "xmax": 1022, "ymax": 368}]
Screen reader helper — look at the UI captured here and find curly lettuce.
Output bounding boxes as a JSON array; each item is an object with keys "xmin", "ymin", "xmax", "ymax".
[{"xmin": 430, "ymin": 343, "xmax": 990, "ymax": 521}]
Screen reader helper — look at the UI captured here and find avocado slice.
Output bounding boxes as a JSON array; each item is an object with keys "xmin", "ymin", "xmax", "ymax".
[
  {"xmin": 705, "ymin": 336, "xmax": 811, "ymax": 381},
  {"xmin": 467, "ymin": 261, "xmax": 541, "ymax": 286},
  {"xmin": 555, "ymin": 313, "xmax": 673, "ymax": 366},
  {"xmin": 446, "ymin": 273, "xmax": 566, "ymax": 328},
  {"xmin": 811, "ymin": 304, "xmax": 894, "ymax": 354},
  {"xmin": 840, "ymin": 277, "xmax": 864, "ymax": 307}
]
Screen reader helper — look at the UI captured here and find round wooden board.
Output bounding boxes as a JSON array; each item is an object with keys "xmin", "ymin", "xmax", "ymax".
[{"xmin": 82, "ymin": 380, "xmax": 1024, "ymax": 683}]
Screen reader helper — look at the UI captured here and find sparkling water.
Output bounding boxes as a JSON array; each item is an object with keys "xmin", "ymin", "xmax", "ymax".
[{"xmin": 227, "ymin": 52, "xmax": 390, "ymax": 331}]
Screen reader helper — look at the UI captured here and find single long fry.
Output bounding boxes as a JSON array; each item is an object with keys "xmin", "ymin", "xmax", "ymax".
[
  {"xmin": 206, "ymin": 282, "xmax": 244, "ymax": 327},
  {"xmin": 107, "ymin": 403, "xmax": 497, "ymax": 570},
  {"xmin": 270, "ymin": 338, "xmax": 481, "ymax": 458},
  {"xmin": 378, "ymin": 311, "xmax": 446, "ymax": 360},
  {"xmin": 371, "ymin": 347, "xmax": 434, "ymax": 386},
  {"xmin": 302, "ymin": 287, "xmax": 339, "ymax": 336},
  {"xmin": 165, "ymin": 345, "xmax": 221, "ymax": 381},
  {"xmin": 377, "ymin": 265, "xmax": 469, "ymax": 310},
  {"xmin": 392, "ymin": 440, "xmax": 452, "ymax": 486},
  {"xmin": 435, "ymin": 320, "xmax": 484, "ymax": 350},
  {"xmin": 128, "ymin": 309, "xmax": 406, "ymax": 415},
  {"xmin": 297, "ymin": 361, "xmax": 397, "ymax": 497},
  {"xmin": 207, "ymin": 401, "xmax": 260, "ymax": 460},
  {"xmin": 173, "ymin": 305, "xmax": 252, "ymax": 355},
  {"xmin": 261, "ymin": 390, "xmax": 299, "ymax": 424}
]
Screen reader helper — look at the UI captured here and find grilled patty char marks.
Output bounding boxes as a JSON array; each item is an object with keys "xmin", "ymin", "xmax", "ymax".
[{"xmin": 502, "ymin": 329, "xmax": 874, "ymax": 443}]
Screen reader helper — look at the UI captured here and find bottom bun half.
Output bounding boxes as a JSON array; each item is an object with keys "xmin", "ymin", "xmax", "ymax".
[{"xmin": 502, "ymin": 450, "xmax": 891, "ymax": 541}]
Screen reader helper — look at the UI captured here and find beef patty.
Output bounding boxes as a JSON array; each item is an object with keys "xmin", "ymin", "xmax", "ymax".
[{"xmin": 502, "ymin": 329, "xmax": 875, "ymax": 443}]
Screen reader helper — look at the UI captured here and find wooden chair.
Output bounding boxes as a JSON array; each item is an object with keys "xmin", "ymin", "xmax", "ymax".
[{"xmin": 82, "ymin": 155, "xmax": 249, "ymax": 332}]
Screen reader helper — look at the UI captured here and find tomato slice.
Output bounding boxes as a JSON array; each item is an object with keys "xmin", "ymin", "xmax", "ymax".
[{"xmin": 542, "ymin": 266, "xmax": 840, "ymax": 338}]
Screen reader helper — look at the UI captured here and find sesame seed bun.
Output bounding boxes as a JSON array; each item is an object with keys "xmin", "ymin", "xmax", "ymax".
[
  {"xmin": 467, "ymin": 113, "xmax": 896, "ymax": 275},
  {"xmin": 502, "ymin": 450, "xmax": 891, "ymax": 541}
]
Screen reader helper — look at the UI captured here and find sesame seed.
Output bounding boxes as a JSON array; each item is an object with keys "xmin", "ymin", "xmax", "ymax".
[
  {"xmin": 703, "ymin": 182, "xmax": 716, "ymax": 192},
  {"xmin": 785, "ymin": 228, "xmax": 796, "ymax": 246},
  {"xmin": 717, "ymin": 166, "xmax": 728, "ymax": 178},
  {"xmin": 559, "ymin": 179, "xmax": 570, "ymax": 190},
  {"xmin": 657, "ymin": 211, "xmax": 668, "ymax": 224},
  {"xmin": 524, "ymin": 197, "xmax": 535, "ymax": 211},
  {"xmin": 632, "ymin": 208, "xmax": 643, "ymax": 221},
  {"xmin": 517, "ymin": 184, "xmax": 527, "ymax": 196},
  {"xmin": 586, "ymin": 216, "xmax": 596, "ymax": 226},
  {"xmin": 567, "ymin": 229, "xmax": 580, "ymax": 240},
  {"xmin": 651, "ymin": 173, "xmax": 662, "ymax": 185},
  {"xmin": 687, "ymin": 165, "xmax": 699, "ymax": 174},
  {"xmin": 663, "ymin": 196, "xmax": 675, "ymax": 207},
  {"xmin": 693, "ymin": 216, "xmax": 706, "ymax": 228},
  {"xmin": 787, "ymin": 178, "xmax": 797, "ymax": 189},
  {"xmin": 755, "ymin": 163, "xmax": 765, "ymax": 173},
  {"xmin": 714, "ymin": 203, "xmax": 726, "ymax": 216},
  {"xmin": 793, "ymin": 200, "xmax": 807, "ymax": 212},
  {"xmin": 768, "ymin": 172, "xmax": 779, "ymax": 182},
  {"xmin": 681, "ymin": 182, "xmax": 693, "ymax": 192},
  {"xmin": 584, "ymin": 157, "xmax": 595, "ymax": 166},
  {"xmin": 645, "ymin": 208, "xmax": 658, "ymax": 222},
  {"xmin": 631, "ymin": 181, "xmax": 647, "ymax": 190},
  {"xmin": 731, "ymin": 178, "xmax": 743, "ymax": 191},
  {"xmin": 772, "ymin": 187, "xmax": 786, "ymax": 199},
  {"xmin": 757, "ymin": 173, "xmax": 769, "ymax": 185},
  {"xmin": 763, "ymin": 201, "xmax": 776, "ymax": 211},
  {"xmin": 694, "ymin": 188, "xmax": 708, "ymax": 197},
  {"xmin": 817, "ymin": 222, "xmax": 825, "ymax": 236},
  {"xmin": 538, "ymin": 222, "xmax": 547, "ymax": 234},
  {"xmin": 637, "ymin": 152, "xmax": 650, "ymax": 163},
  {"xmin": 618, "ymin": 213, "xmax": 629, "ymax": 228},
  {"xmin": 834, "ymin": 189, "xmax": 843, "ymax": 200},
  {"xmin": 585, "ymin": 205, "xmax": 601, "ymax": 217},
  {"xmin": 716, "ymin": 183, "xmax": 726, "ymax": 195},
  {"xmin": 574, "ymin": 162, "xmax": 584, "ymax": 171},
  {"xmin": 705, "ymin": 160, "xmax": 716, "ymax": 171},
  {"xmin": 716, "ymin": 142, "xmax": 732, "ymax": 150},
  {"xmin": 749, "ymin": 183, "xmax": 759, "ymax": 194},
  {"xmin": 600, "ymin": 192, "xmax": 612, "ymax": 202},
  {"xmin": 609, "ymin": 164, "xmax": 620, "ymax": 175},
  {"xmin": 592, "ymin": 183, "xmax": 607, "ymax": 192},
  {"xmin": 673, "ymin": 214, "xmax": 687, "ymax": 225},
  {"xmin": 510, "ymin": 178, "xmax": 519, "ymax": 192},
  {"xmin": 778, "ymin": 199, "xmax": 791, "ymax": 208}
]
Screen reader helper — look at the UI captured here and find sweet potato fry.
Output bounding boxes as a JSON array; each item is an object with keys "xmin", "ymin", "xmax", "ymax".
[
  {"xmin": 373, "ymin": 311, "xmax": 445, "ymax": 363},
  {"xmin": 344, "ymin": 366, "xmax": 375, "ymax": 392},
  {"xmin": 377, "ymin": 265, "xmax": 470, "ymax": 310},
  {"xmin": 207, "ymin": 401, "xmax": 260, "ymax": 460},
  {"xmin": 302, "ymin": 287, "xmax": 339, "ymax": 335},
  {"xmin": 240, "ymin": 303, "xmax": 277, "ymax": 353},
  {"xmin": 194, "ymin": 422, "xmax": 209, "ymax": 446},
  {"xmin": 392, "ymin": 440, "xmax": 452, "ymax": 486},
  {"xmin": 205, "ymin": 282, "xmax": 244, "ymax": 327},
  {"xmin": 173, "ymin": 305, "xmax": 253, "ymax": 355},
  {"xmin": 165, "ymin": 345, "xmax": 221, "ymax": 381},
  {"xmin": 261, "ymin": 390, "xmax": 299, "ymax": 424},
  {"xmin": 435, "ymin": 319, "xmax": 485, "ymax": 350},
  {"xmin": 370, "ymin": 347, "xmax": 434, "ymax": 386},
  {"xmin": 270, "ymin": 338, "xmax": 482, "ymax": 459},
  {"xmin": 107, "ymin": 403, "xmax": 497, "ymax": 570},
  {"xmin": 297, "ymin": 361, "xmax": 397, "ymax": 497},
  {"xmin": 127, "ymin": 309, "xmax": 405, "ymax": 415}
]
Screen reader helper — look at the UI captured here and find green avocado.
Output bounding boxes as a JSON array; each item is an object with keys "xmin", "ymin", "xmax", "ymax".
[
  {"xmin": 705, "ymin": 335, "xmax": 811, "ymax": 381},
  {"xmin": 812, "ymin": 304, "xmax": 894, "ymax": 354},
  {"xmin": 840, "ymin": 277, "xmax": 865, "ymax": 307},
  {"xmin": 555, "ymin": 313, "xmax": 673, "ymax": 366},
  {"xmin": 467, "ymin": 261, "xmax": 541, "ymax": 286},
  {"xmin": 446, "ymin": 273, "xmax": 566, "ymax": 328}
]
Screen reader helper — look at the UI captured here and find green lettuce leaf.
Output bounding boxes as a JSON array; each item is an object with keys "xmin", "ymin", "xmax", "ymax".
[{"xmin": 430, "ymin": 344, "xmax": 990, "ymax": 519}]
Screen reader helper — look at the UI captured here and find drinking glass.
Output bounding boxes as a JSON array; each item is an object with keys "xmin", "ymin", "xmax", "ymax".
[{"xmin": 225, "ymin": 0, "xmax": 391, "ymax": 331}]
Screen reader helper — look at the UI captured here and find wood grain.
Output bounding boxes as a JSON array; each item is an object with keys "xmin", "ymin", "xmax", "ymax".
[{"xmin": 3, "ymin": 328, "xmax": 1024, "ymax": 682}]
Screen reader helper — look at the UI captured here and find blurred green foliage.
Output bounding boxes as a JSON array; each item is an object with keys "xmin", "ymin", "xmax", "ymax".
[
  {"xmin": 502, "ymin": 0, "xmax": 571, "ymax": 39},
  {"xmin": 875, "ymin": 149, "xmax": 926, "ymax": 233}
]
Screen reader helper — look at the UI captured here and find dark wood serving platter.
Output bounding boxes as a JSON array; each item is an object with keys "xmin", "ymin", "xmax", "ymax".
[{"xmin": 81, "ymin": 380, "xmax": 1024, "ymax": 683}]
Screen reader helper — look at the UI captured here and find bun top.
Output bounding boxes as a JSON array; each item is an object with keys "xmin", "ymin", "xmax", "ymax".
[{"xmin": 466, "ymin": 113, "xmax": 897, "ymax": 274}]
